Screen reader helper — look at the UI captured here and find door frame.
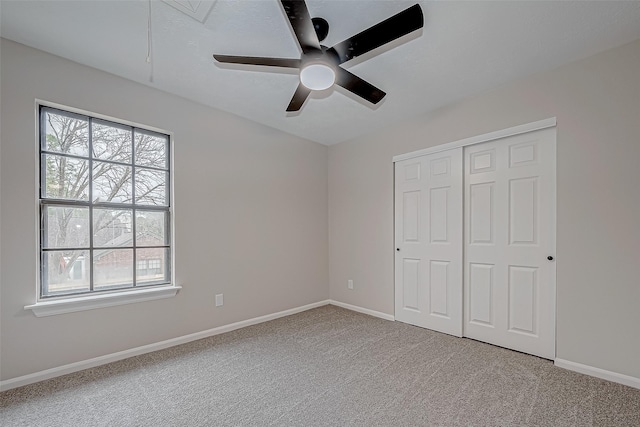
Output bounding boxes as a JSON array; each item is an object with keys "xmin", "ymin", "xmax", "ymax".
[
  {"xmin": 393, "ymin": 118, "xmax": 556, "ymax": 163},
  {"xmin": 392, "ymin": 117, "xmax": 557, "ymax": 356}
]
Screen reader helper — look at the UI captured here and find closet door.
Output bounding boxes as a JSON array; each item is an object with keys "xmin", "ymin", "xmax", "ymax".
[
  {"xmin": 395, "ymin": 148, "xmax": 463, "ymax": 337},
  {"xmin": 464, "ymin": 128, "xmax": 556, "ymax": 359}
]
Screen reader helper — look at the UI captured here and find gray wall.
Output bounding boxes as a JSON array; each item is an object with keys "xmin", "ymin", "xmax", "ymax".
[
  {"xmin": 0, "ymin": 39, "xmax": 329, "ymax": 380},
  {"xmin": 329, "ymin": 39, "xmax": 640, "ymax": 378}
]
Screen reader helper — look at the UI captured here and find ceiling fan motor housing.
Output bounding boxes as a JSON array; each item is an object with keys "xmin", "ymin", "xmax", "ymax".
[{"xmin": 298, "ymin": 47, "xmax": 340, "ymax": 91}]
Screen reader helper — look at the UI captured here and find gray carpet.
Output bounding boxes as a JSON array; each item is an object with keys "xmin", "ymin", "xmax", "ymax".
[{"xmin": 1, "ymin": 305, "xmax": 639, "ymax": 426}]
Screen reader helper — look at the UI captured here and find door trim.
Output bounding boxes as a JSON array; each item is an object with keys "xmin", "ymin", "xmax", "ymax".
[{"xmin": 392, "ymin": 118, "xmax": 556, "ymax": 163}]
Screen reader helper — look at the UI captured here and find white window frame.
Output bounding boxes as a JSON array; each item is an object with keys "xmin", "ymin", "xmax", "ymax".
[{"xmin": 25, "ymin": 100, "xmax": 180, "ymax": 317}]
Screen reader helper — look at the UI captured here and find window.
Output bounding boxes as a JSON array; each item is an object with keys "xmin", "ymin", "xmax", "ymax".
[
  {"xmin": 136, "ymin": 258, "xmax": 163, "ymax": 278},
  {"xmin": 39, "ymin": 106, "xmax": 171, "ymax": 298}
]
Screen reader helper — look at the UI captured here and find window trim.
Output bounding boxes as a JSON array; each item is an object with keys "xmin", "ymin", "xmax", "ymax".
[
  {"xmin": 25, "ymin": 285, "xmax": 182, "ymax": 317},
  {"xmin": 28, "ymin": 100, "xmax": 179, "ymax": 313}
]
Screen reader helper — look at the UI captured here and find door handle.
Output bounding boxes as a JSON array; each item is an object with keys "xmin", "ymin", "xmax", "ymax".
[
  {"xmin": 396, "ymin": 248, "xmax": 400, "ymax": 252},
  {"xmin": 547, "ymin": 256, "xmax": 554, "ymax": 261}
]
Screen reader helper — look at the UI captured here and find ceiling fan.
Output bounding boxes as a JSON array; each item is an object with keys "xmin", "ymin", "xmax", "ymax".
[{"xmin": 213, "ymin": 1, "xmax": 424, "ymax": 112}]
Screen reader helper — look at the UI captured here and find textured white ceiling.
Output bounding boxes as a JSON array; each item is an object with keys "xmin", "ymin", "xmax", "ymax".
[{"xmin": 2, "ymin": 0, "xmax": 640, "ymax": 145}]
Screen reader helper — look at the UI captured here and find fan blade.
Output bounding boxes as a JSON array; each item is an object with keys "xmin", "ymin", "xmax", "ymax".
[
  {"xmin": 281, "ymin": 0, "xmax": 321, "ymax": 53},
  {"xmin": 286, "ymin": 83, "xmax": 312, "ymax": 112},
  {"xmin": 214, "ymin": 55, "xmax": 301, "ymax": 68},
  {"xmin": 335, "ymin": 68, "xmax": 386, "ymax": 105},
  {"xmin": 328, "ymin": 4, "xmax": 423, "ymax": 64}
]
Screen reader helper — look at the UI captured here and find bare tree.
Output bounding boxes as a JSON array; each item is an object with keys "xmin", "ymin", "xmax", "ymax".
[{"xmin": 44, "ymin": 111, "xmax": 167, "ymax": 286}]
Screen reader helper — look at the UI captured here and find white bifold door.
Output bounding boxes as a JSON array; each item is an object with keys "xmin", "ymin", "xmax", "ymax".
[
  {"xmin": 394, "ymin": 126, "xmax": 556, "ymax": 359},
  {"xmin": 464, "ymin": 128, "xmax": 556, "ymax": 359},
  {"xmin": 395, "ymin": 148, "xmax": 463, "ymax": 337}
]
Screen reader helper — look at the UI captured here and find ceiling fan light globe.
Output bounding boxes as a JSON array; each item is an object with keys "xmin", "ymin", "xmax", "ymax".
[{"xmin": 300, "ymin": 63, "xmax": 335, "ymax": 91}]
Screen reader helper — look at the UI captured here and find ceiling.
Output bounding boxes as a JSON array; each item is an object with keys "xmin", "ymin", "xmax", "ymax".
[{"xmin": 2, "ymin": 1, "xmax": 640, "ymax": 145}]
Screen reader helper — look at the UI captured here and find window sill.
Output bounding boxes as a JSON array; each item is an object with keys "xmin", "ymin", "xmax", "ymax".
[{"xmin": 24, "ymin": 286, "xmax": 182, "ymax": 317}]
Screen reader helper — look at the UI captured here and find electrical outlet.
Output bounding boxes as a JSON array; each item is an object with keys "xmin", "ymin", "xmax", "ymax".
[
  {"xmin": 348, "ymin": 279, "xmax": 353, "ymax": 290},
  {"xmin": 215, "ymin": 294, "xmax": 224, "ymax": 307}
]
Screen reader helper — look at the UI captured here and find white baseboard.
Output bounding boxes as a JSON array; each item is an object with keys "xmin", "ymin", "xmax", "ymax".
[
  {"xmin": 12, "ymin": 302, "xmax": 637, "ymax": 393},
  {"xmin": 554, "ymin": 358, "xmax": 640, "ymax": 390},
  {"xmin": 17, "ymin": 300, "xmax": 638, "ymax": 394},
  {"xmin": 328, "ymin": 299, "xmax": 395, "ymax": 321},
  {"xmin": 0, "ymin": 300, "xmax": 331, "ymax": 392}
]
